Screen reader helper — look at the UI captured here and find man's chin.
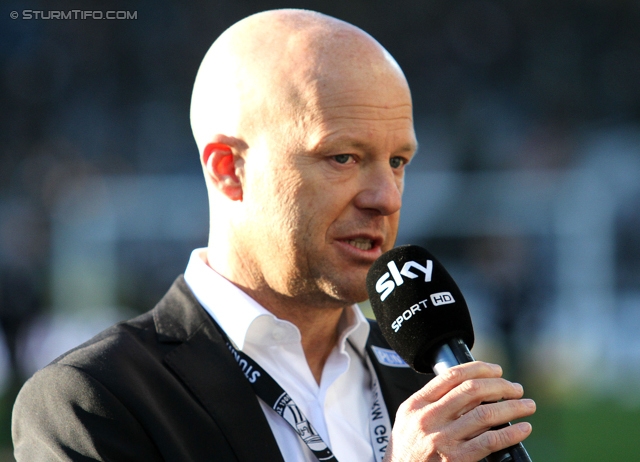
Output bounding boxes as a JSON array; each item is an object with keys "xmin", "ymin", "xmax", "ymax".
[{"xmin": 319, "ymin": 280, "xmax": 369, "ymax": 307}]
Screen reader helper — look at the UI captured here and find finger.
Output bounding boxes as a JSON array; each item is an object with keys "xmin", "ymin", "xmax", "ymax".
[
  {"xmin": 460, "ymin": 420, "xmax": 534, "ymax": 460},
  {"xmin": 437, "ymin": 378, "xmax": 525, "ymax": 420},
  {"xmin": 455, "ymin": 398, "xmax": 537, "ymax": 440},
  {"xmin": 408, "ymin": 361, "xmax": 503, "ymax": 409}
]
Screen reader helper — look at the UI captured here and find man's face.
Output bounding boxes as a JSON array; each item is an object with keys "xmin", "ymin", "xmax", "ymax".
[{"xmin": 237, "ymin": 71, "xmax": 417, "ymax": 306}]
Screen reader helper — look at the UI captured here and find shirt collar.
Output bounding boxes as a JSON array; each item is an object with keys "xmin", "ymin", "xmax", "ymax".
[{"xmin": 183, "ymin": 248, "xmax": 370, "ymax": 354}]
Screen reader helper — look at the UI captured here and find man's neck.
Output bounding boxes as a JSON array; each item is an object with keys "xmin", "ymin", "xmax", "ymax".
[
  {"xmin": 205, "ymin": 249, "xmax": 350, "ymax": 384},
  {"xmin": 251, "ymin": 292, "xmax": 346, "ymax": 384}
]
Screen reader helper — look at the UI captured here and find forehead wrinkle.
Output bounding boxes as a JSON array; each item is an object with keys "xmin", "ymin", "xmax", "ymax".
[
  {"xmin": 313, "ymin": 108, "xmax": 415, "ymax": 140},
  {"xmin": 317, "ymin": 104, "xmax": 414, "ymax": 125},
  {"xmin": 320, "ymin": 103, "xmax": 413, "ymax": 114},
  {"xmin": 318, "ymin": 114, "xmax": 414, "ymax": 123}
]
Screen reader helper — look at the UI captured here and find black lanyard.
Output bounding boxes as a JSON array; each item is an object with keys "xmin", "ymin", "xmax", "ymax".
[
  {"xmin": 215, "ymin": 322, "xmax": 392, "ymax": 462},
  {"xmin": 215, "ymin": 324, "xmax": 339, "ymax": 461}
]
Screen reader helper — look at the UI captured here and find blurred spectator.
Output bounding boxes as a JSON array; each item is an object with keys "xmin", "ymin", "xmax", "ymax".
[{"xmin": 0, "ymin": 200, "xmax": 46, "ymax": 384}]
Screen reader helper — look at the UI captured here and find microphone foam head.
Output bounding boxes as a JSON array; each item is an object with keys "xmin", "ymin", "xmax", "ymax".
[{"xmin": 366, "ymin": 245, "xmax": 474, "ymax": 372}]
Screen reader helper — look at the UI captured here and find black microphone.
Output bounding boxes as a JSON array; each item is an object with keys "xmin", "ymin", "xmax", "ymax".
[{"xmin": 366, "ymin": 244, "xmax": 532, "ymax": 462}]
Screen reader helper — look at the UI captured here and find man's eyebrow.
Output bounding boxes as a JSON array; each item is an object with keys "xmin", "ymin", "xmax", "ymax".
[
  {"xmin": 399, "ymin": 141, "xmax": 419, "ymax": 154},
  {"xmin": 314, "ymin": 139, "xmax": 419, "ymax": 154}
]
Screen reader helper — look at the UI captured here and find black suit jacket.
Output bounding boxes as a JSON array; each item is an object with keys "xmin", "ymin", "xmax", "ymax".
[{"xmin": 12, "ymin": 277, "xmax": 432, "ymax": 461}]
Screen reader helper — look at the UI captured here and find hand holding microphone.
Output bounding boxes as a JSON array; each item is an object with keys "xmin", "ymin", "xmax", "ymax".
[{"xmin": 366, "ymin": 245, "xmax": 535, "ymax": 462}]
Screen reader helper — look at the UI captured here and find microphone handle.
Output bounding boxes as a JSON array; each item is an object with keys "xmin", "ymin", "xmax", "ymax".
[{"xmin": 431, "ymin": 339, "xmax": 533, "ymax": 462}]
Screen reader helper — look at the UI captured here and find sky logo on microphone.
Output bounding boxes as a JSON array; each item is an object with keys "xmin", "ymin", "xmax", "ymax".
[
  {"xmin": 430, "ymin": 292, "xmax": 455, "ymax": 306},
  {"xmin": 375, "ymin": 260, "xmax": 433, "ymax": 301}
]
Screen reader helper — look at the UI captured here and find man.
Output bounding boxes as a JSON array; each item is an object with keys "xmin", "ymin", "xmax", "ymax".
[{"xmin": 12, "ymin": 9, "xmax": 535, "ymax": 461}]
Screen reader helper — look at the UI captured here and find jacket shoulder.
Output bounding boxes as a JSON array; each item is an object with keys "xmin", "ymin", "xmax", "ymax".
[
  {"xmin": 47, "ymin": 275, "xmax": 204, "ymax": 376},
  {"xmin": 12, "ymin": 277, "xmax": 258, "ymax": 461}
]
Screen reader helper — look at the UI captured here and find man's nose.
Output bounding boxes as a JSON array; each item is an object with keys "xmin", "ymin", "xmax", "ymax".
[{"xmin": 353, "ymin": 162, "xmax": 403, "ymax": 216}]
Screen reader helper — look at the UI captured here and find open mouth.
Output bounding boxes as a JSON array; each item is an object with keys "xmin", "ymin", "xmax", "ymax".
[{"xmin": 347, "ymin": 238, "xmax": 374, "ymax": 251}]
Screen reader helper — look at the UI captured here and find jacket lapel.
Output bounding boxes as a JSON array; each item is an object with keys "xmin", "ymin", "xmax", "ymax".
[
  {"xmin": 154, "ymin": 277, "xmax": 285, "ymax": 462},
  {"xmin": 365, "ymin": 320, "xmax": 433, "ymax": 425}
]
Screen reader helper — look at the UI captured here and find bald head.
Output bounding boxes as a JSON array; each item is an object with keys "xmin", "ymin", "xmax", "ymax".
[
  {"xmin": 191, "ymin": 9, "xmax": 417, "ymax": 309},
  {"xmin": 190, "ymin": 9, "xmax": 410, "ymax": 154}
]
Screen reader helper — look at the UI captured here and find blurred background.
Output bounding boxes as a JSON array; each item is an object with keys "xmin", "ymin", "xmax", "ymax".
[{"xmin": 1, "ymin": 0, "xmax": 639, "ymax": 460}]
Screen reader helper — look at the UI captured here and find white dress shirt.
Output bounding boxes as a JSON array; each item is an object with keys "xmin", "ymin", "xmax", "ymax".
[{"xmin": 184, "ymin": 248, "xmax": 376, "ymax": 462}]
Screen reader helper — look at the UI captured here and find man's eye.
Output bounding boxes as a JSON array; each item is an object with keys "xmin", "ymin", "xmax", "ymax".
[
  {"xmin": 390, "ymin": 157, "xmax": 405, "ymax": 168},
  {"xmin": 333, "ymin": 154, "xmax": 353, "ymax": 164}
]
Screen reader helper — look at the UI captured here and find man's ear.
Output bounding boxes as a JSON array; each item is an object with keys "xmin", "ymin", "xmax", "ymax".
[{"xmin": 202, "ymin": 141, "xmax": 243, "ymax": 201}]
